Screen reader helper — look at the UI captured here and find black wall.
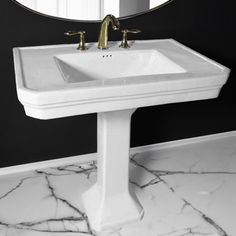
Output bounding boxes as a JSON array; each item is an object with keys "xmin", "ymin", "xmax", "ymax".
[{"xmin": 1, "ymin": 0, "xmax": 236, "ymax": 167}]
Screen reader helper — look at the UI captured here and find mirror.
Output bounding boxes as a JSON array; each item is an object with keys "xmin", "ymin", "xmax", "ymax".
[{"xmin": 13, "ymin": 0, "xmax": 173, "ymax": 21}]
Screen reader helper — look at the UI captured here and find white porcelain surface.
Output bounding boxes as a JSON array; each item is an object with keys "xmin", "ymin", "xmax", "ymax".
[
  {"xmin": 13, "ymin": 39, "xmax": 230, "ymax": 119},
  {"xmin": 0, "ymin": 134, "xmax": 236, "ymax": 236}
]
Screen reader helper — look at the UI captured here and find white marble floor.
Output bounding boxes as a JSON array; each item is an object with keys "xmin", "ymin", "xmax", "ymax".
[{"xmin": 0, "ymin": 134, "xmax": 236, "ymax": 236}]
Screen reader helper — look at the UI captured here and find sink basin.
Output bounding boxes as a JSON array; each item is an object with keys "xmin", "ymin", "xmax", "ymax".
[
  {"xmin": 13, "ymin": 39, "xmax": 229, "ymax": 119},
  {"xmin": 13, "ymin": 39, "xmax": 230, "ymax": 232},
  {"xmin": 55, "ymin": 49, "xmax": 186, "ymax": 83}
]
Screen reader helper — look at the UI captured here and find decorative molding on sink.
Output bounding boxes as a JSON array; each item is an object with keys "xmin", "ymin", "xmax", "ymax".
[
  {"xmin": 23, "ymin": 85, "xmax": 223, "ymax": 119},
  {"xmin": 1, "ymin": 130, "xmax": 235, "ymax": 177}
]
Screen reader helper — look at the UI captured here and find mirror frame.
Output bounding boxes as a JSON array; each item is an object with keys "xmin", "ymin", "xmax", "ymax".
[{"xmin": 11, "ymin": 0, "xmax": 174, "ymax": 22}]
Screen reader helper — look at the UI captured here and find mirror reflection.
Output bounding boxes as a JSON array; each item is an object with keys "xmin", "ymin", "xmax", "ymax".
[{"xmin": 15, "ymin": 0, "xmax": 172, "ymax": 21}]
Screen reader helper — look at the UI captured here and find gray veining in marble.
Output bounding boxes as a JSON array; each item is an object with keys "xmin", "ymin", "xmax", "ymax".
[{"xmin": 0, "ymin": 135, "xmax": 236, "ymax": 236}]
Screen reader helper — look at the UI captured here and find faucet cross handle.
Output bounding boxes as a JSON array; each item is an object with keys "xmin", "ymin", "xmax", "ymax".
[
  {"xmin": 64, "ymin": 31, "xmax": 87, "ymax": 51},
  {"xmin": 119, "ymin": 29, "xmax": 141, "ymax": 49}
]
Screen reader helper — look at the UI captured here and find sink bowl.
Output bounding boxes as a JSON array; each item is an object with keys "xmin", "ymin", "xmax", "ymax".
[
  {"xmin": 13, "ymin": 39, "xmax": 229, "ymax": 119},
  {"xmin": 55, "ymin": 49, "xmax": 186, "ymax": 83},
  {"xmin": 13, "ymin": 39, "xmax": 230, "ymax": 232}
]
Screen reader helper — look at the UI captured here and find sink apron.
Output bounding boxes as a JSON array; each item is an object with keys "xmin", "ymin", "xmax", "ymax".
[{"xmin": 82, "ymin": 109, "xmax": 144, "ymax": 231}]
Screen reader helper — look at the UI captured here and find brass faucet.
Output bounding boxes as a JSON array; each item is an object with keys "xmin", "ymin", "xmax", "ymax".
[{"xmin": 98, "ymin": 14, "xmax": 120, "ymax": 50}]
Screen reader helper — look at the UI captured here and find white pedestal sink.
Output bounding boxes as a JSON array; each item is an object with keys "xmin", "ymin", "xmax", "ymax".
[{"xmin": 13, "ymin": 39, "xmax": 230, "ymax": 232}]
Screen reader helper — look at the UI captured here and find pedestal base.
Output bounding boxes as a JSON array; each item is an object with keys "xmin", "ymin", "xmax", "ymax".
[
  {"xmin": 82, "ymin": 184, "xmax": 144, "ymax": 231},
  {"xmin": 82, "ymin": 109, "xmax": 144, "ymax": 232}
]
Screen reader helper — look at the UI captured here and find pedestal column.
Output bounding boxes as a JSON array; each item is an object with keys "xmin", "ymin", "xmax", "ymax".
[{"xmin": 82, "ymin": 109, "xmax": 143, "ymax": 231}]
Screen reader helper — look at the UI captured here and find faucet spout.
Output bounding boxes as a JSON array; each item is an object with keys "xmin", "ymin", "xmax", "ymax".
[{"xmin": 98, "ymin": 14, "xmax": 120, "ymax": 49}]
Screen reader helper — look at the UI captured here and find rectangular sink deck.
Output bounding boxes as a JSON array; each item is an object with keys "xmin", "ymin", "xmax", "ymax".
[{"xmin": 13, "ymin": 39, "xmax": 230, "ymax": 119}]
